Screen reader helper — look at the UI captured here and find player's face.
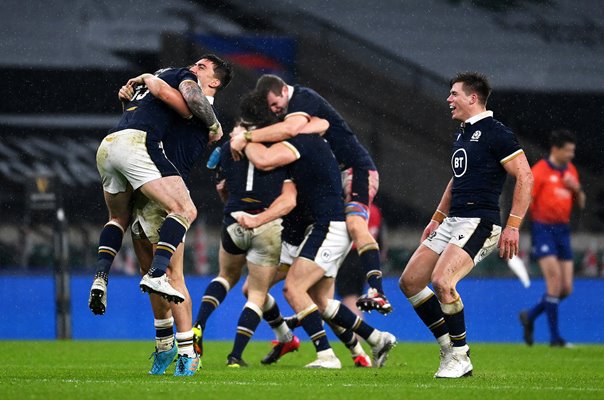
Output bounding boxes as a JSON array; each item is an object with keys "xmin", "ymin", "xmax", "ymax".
[
  {"xmin": 552, "ymin": 142, "xmax": 575, "ymax": 164},
  {"xmin": 447, "ymin": 82, "xmax": 473, "ymax": 122},
  {"xmin": 266, "ymin": 86, "xmax": 289, "ymax": 116},
  {"xmin": 190, "ymin": 59, "xmax": 218, "ymax": 91}
]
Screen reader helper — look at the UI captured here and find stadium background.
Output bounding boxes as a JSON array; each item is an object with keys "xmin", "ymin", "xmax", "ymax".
[{"xmin": 0, "ymin": 0, "xmax": 603, "ymax": 342}]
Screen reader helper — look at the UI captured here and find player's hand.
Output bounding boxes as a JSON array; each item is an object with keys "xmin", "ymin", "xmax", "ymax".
[
  {"xmin": 118, "ymin": 84, "xmax": 135, "ymax": 102},
  {"xmin": 230, "ymin": 133, "xmax": 247, "ymax": 161},
  {"xmin": 208, "ymin": 122, "xmax": 223, "ymax": 143},
  {"xmin": 498, "ymin": 226, "xmax": 519, "ymax": 260},
  {"xmin": 230, "ymin": 125, "xmax": 246, "ymax": 138},
  {"xmin": 562, "ymin": 171, "xmax": 581, "ymax": 193},
  {"xmin": 126, "ymin": 73, "xmax": 151, "ymax": 87},
  {"xmin": 420, "ymin": 220, "xmax": 440, "ymax": 242},
  {"xmin": 235, "ymin": 213, "xmax": 261, "ymax": 229}
]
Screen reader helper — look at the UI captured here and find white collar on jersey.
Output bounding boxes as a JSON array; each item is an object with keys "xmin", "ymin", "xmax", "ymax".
[
  {"xmin": 287, "ymin": 84, "xmax": 294, "ymax": 101},
  {"xmin": 206, "ymin": 95, "xmax": 215, "ymax": 105},
  {"xmin": 464, "ymin": 110, "xmax": 493, "ymax": 125}
]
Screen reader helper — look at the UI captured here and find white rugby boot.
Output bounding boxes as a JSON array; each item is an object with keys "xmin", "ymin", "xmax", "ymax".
[
  {"xmin": 434, "ymin": 345, "xmax": 473, "ymax": 378},
  {"xmin": 371, "ymin": 331, "xmax": 397, "ymax": 367},
  {"xmin": 305, "ymin": 349, "xmax": 342, "ymax": 369}
]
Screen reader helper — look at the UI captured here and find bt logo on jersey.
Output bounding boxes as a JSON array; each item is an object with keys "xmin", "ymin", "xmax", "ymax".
[{"xmin": 451, "ymin": 148, "xmax": 468, "ymax": 177}]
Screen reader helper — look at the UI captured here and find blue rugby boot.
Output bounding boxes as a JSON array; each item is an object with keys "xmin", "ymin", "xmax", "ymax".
[
  {"xmin": 174, "ymin": 354, "xmax": 201, "ymax": 376},
  {"xmin": 148, "ymin": 345, "xmax": 177, "ymax": 375}
]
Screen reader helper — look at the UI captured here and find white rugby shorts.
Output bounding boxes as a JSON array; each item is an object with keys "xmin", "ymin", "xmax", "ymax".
[
  {"xmin": 97, "ymin": 129, "xmax": 165, "ymax": 193},
  {"xmin": 297, "ymin": 221, "xmax": 352, "ymax": 278},
  {"xmin": 225, "ymin": 215, "xmax": 283, "ymax": 267},
  {"xmin": 423, "ymin": 217, "xmax": 502, "ymax": 265}
]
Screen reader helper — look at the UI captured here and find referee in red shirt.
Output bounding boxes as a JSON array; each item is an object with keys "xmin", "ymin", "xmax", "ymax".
[{"xmin": 520, "ymin": 129, "xmax": 586, "ymax": 347}]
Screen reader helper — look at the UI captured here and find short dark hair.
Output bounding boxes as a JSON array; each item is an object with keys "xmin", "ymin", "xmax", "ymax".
[
  {"xmin": 450, "ymin": 72, "xmax": 492, "ymax": 106},
  {"xmin": 550, "ymin": 129, "xmax": 576, "ymax": 148},
  {"xmin": 238, "ymin": 90, "xmax": 279, "ymax": 129},
  {"xmin": 255, "ymin": 74, "xmax": 286, "ymax": 98},
  {"xmin": 200, "ymin": 53, "xmax": 233, "ymax": 92}
]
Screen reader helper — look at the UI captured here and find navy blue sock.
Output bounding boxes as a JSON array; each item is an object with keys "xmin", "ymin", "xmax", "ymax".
[
  {"xmin": 527, "ymin": 294, "xmax": 547, "ymax": 322},
  {"xmin": 300, "ymin": 308, "xmax": 331, "ymax": 352},
  {"xmin": 329, "ymin": 303, "xmax": 375, "ymax": 340},
  {"xmin": 359, "ymin": 247, "xmax": 384, "ymax": 294},
  {"xmin": 229, "ymin": 304, "xmax": 262, "ymax": 360},
  {"xmin": 95, "ymin": 223, "xmax": 124, "ymax": 281},
  {"xmin": 149, "ymin": 215, "xmax": 187, "ymax": 276},
  {"xmin": 326, "ymin": 320, "xmax": 358, "ymax": 351},
  {"xmin": 544, "ymin": 296, "xmax": 561, "ymax": 341},
  {"xmin": 415, "ymin": 294, "xmax": 449, "ymax": 340},
  {"xmin": 194, "ymin": 279, "xmax": 229, "ymax": 329},
  {"xmin": 442, "ymin": 300, "xmax": 467, "ymax": 348},
  {"xmin": 263, "ymin": 300, "xmax": 284, "ymax": 328}
]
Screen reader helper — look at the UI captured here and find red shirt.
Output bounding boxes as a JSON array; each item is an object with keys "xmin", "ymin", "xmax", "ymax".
[{"xmin": 530, "ymin": 159, "xmax": 579, "ymax": 224}]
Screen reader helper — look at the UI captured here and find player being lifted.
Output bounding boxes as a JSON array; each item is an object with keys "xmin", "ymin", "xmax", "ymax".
[
  {"xmin": 191, "ymin": 91, "xmax": 319, "ymax": 366},
  {"xmin": 232, "ymin": 91, "xmax": 397, "ymax": 368},
  {"xmin": 230, "ymin": 75, "xmax": 391, "ymax": 315},
  {"xmin": 90, "ymin": 54, "xmax": 232, "ymax": 376}
]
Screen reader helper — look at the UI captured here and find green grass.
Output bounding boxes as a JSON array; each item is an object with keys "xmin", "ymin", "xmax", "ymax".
[{"xmin": 1, "ymin": 341, "xmax": 603, "ymax": 400}]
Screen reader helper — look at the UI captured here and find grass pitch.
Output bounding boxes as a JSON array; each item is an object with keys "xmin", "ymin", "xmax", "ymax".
[{"xmin": 1, "ymin": 341, "xmax": 602, "ymax": 400}]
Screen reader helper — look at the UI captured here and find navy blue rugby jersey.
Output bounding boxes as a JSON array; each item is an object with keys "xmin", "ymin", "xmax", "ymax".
[
  {"xmin": 283, "ymin": 134, "xmax": 345, "ymax": 223},
  {"xmin": 449, "ymin": 114, "xmax": 523, "ymax": 224},
  {"xmin": 282, "ymin": 201, "xmax": 314, "ymax": 246},
  {"xmin": 110, "ymin": 67, "xmax": 197, "ymax": 142},
  {"xmin": 161, "ymin": 116, "xmax": 209, "ymax": 182},
  {"xmin": 219, "ymin": 141, "xmax": 290, "ymax": 220},
  {"xmin": 287, "ymin": 85, "xmax": 375, "ymax": 171}
]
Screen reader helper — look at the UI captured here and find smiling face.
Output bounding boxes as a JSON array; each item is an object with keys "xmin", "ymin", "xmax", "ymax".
[
  {"xmin": 447, "ymin": 82, "xmax": 476, "ymax": 122},
  {"xmin": 266, "ymin": 85, "xmax": 289, "ymax": 116}
]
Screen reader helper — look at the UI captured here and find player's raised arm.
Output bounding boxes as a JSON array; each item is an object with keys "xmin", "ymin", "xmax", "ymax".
[
  {"xmin": 231, "ymin": 114, "xmax": 310, "ymax": 154},
  {"xmin": 179, "ymin": 80, "xmax": 223, "ymax": 139},
  {"xmin": 126, "ymin": 73, "xmax": 192, "ymax": 119},
  {"xmin": 302, "ymin": 117, "xmax": 329, "ymax": 135}
]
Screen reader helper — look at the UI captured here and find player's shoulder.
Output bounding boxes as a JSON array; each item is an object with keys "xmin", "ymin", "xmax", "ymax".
[
  {"xmin": 292, "ymin": 85, "xmax": 323, "ymax": 100},
  {"xmin": 158, "ymin": 67, "xmax": 197, "ymax": 85},
  {"xmin": 485, "ymin": 117, "xmax": 514, "ymax": 136}
]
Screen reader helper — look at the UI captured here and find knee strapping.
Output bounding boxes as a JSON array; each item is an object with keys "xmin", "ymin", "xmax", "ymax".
[
  {"xmin": 440, "ymin": 296, "xmax": 464, "ymax": 315},
  {"xmin": 262, "ymin": 294, "xmax": 275, "ymax": 312},
  {"xmin": 322, "ymin": 299, "xmax": 341, "ymax": 320},
  {"xmin": 407, "ymin": 287, "xmax": 435, "ymax": 308},
  {"xmin": 154, "ymin": 317, "xmax": 174, "ymax": 329}
]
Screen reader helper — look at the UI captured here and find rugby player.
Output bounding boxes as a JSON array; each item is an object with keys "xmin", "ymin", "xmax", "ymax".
[
  {"xmin": 92, "ymin": 57, "xmax": 222, "ymax": 305},
  {"xmin": 230, "ymin": 75, "xmax": 391, "ymax": 315},
  {"xmin": 399, "ymin": 72, "xmax": 533, "ymax": 378},
  {"xmin": 237, "ymin": 93, "xmax": 397, "ymax": 369}
]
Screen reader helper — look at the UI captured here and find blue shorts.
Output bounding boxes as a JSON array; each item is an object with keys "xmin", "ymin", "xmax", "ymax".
[{"xmin": 531, "ymin": 222, "xmax": 573, "ymax": 261}]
